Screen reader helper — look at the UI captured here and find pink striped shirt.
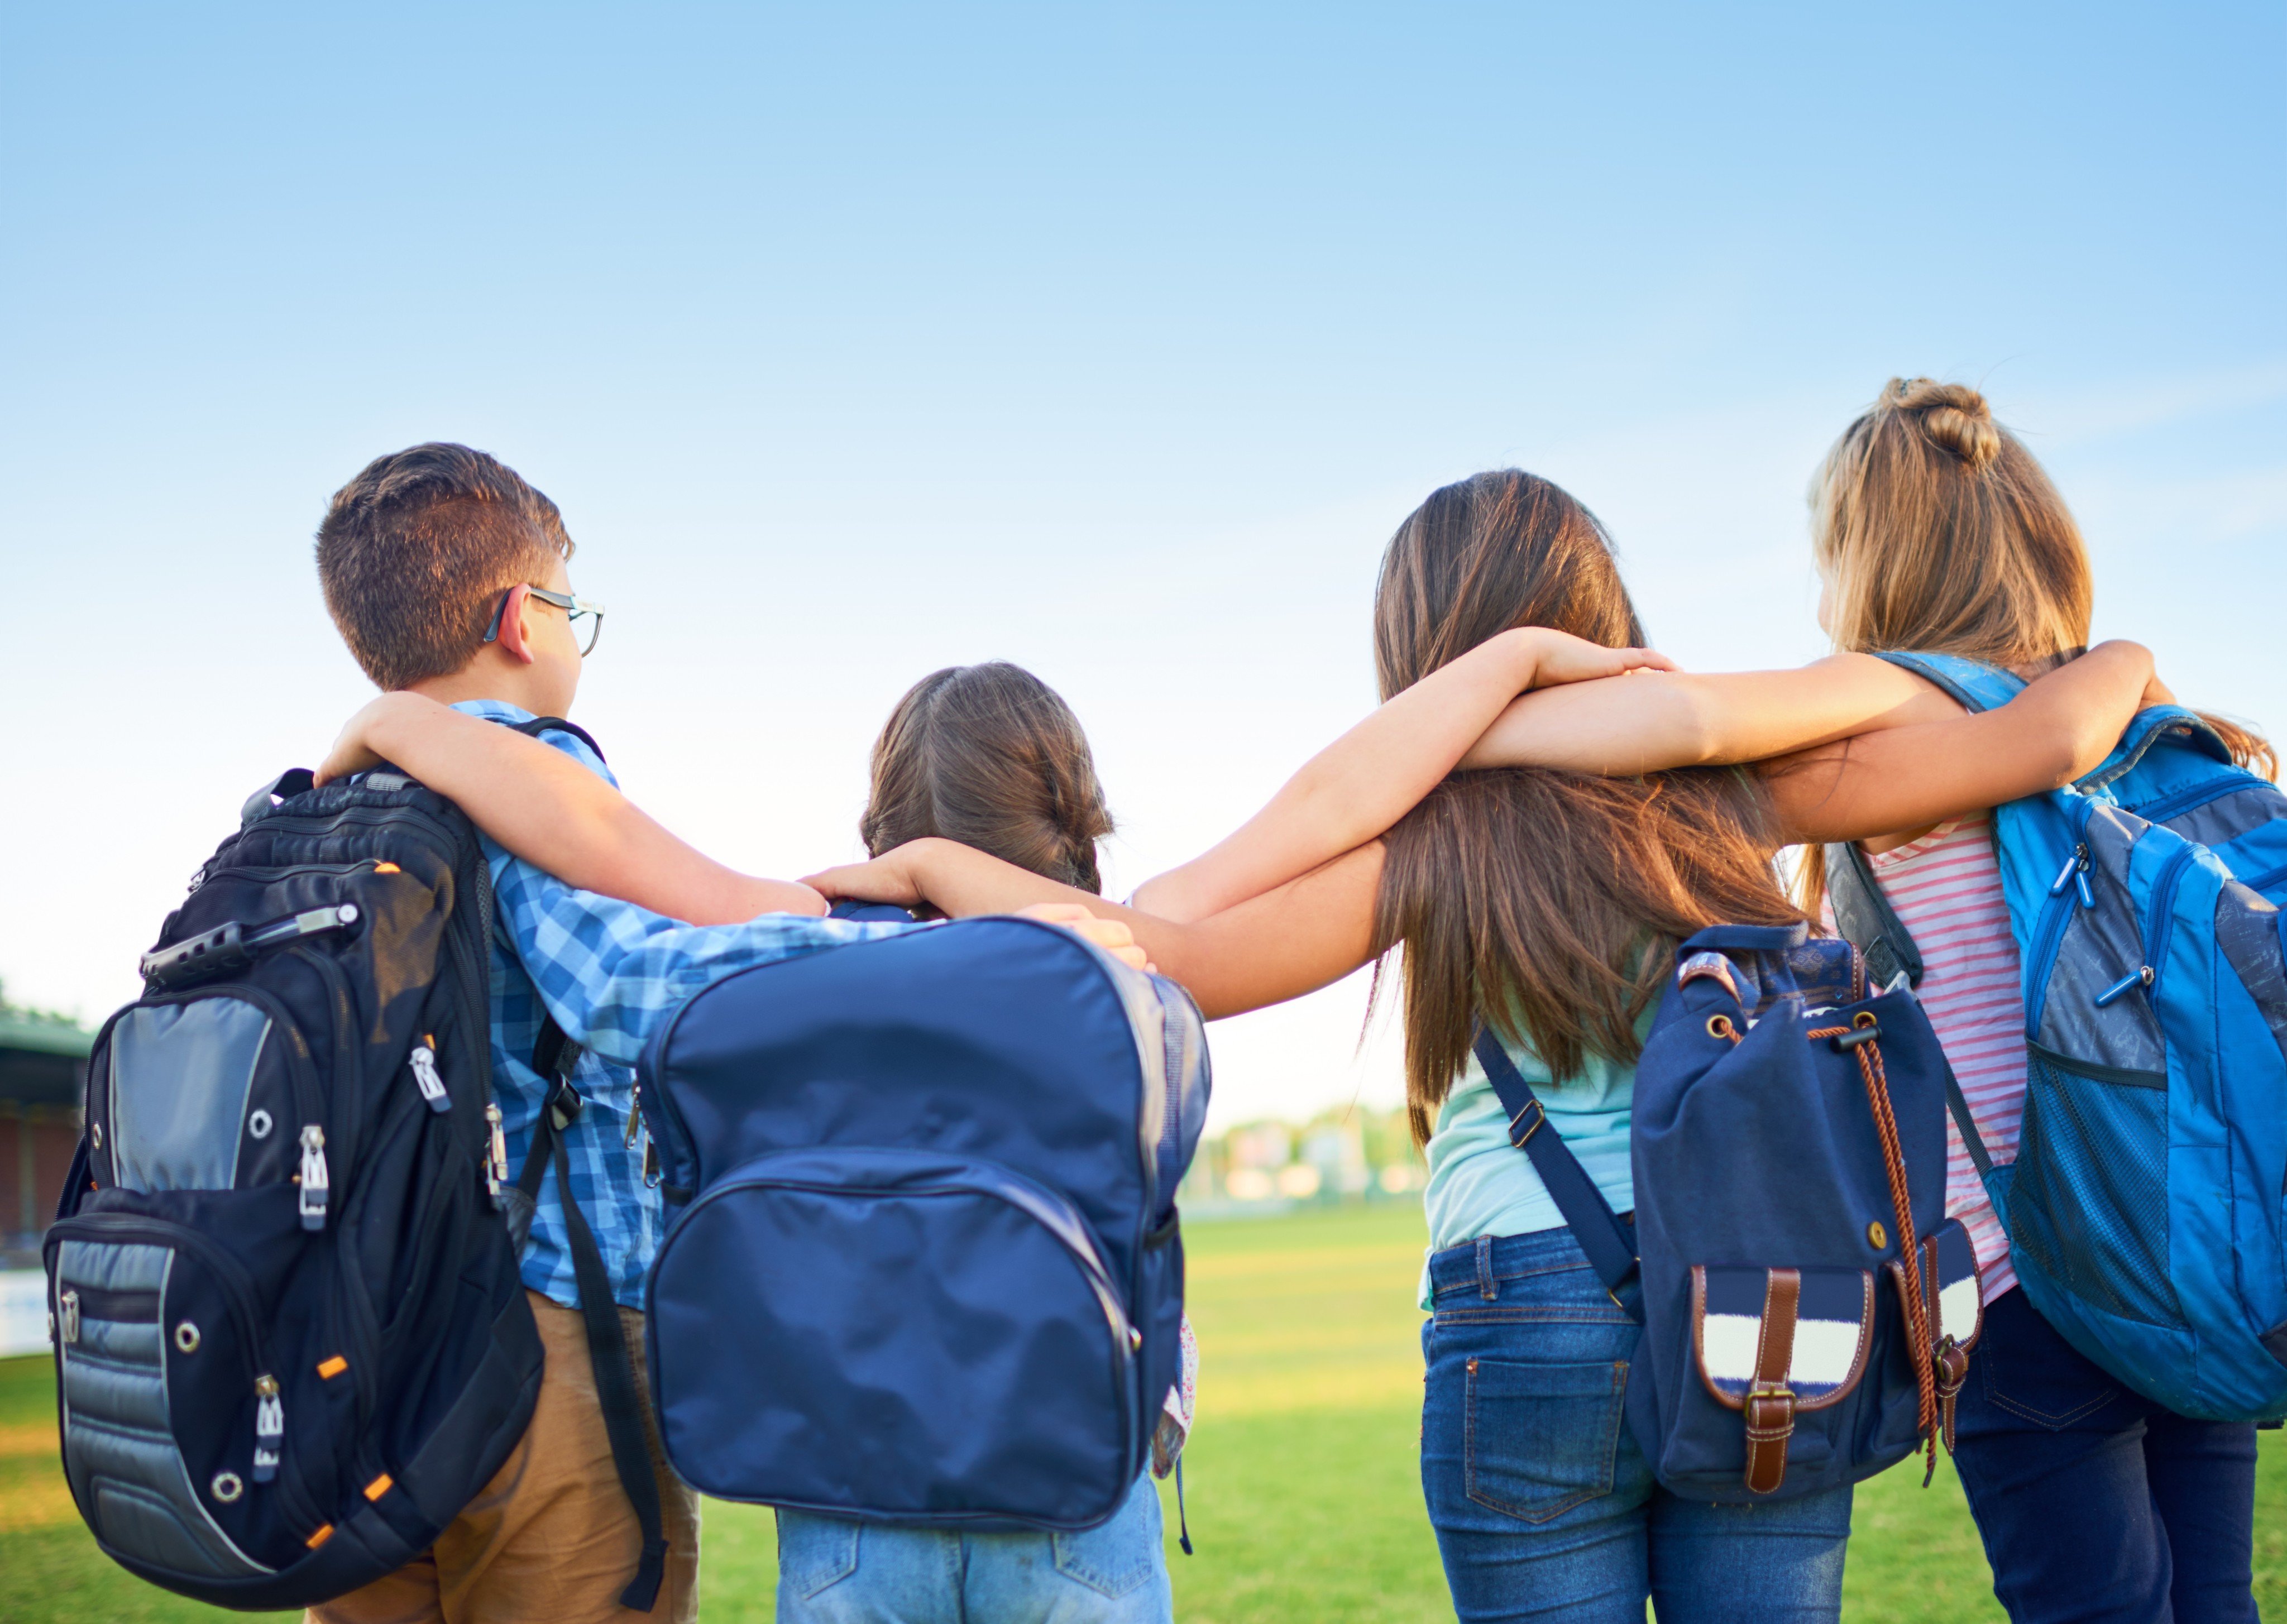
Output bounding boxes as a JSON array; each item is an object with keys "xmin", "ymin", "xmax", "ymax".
[{"xmin": 1827, "ymin": 816, "xmax": 2021, "ymax": 1303}]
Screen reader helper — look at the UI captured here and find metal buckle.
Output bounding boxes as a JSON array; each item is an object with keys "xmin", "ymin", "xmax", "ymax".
[{"xmin": 1508, "ymin": 1098, "xmax": 1546, "ymax": 1149}]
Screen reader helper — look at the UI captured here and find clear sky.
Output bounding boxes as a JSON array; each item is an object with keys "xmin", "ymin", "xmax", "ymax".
[{"xmin": 4, "ymin": 4, "xmax": 2281, "ymax": 1129}]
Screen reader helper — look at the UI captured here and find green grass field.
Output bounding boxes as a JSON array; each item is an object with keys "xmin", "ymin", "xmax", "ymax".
[{"xmin": 4, "ymin": 1204, "xmax": 2281, "ymax": 1621}]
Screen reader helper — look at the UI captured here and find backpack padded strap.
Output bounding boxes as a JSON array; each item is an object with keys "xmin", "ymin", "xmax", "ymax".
[
  {"xmin": 1873, "ymin": 650, "xmax": 2022, "ymax": 714},
  {"xmin": 1823, "ymin": 842, "xmax": 1925, "ymax": 993},
  {"xmin": 505, "ymin": 715, "xmax": 609, "ymax": 763},
  {"xmin": 1471, "ymin": 1030, "xmax": 1641, "ymax": 1315}
]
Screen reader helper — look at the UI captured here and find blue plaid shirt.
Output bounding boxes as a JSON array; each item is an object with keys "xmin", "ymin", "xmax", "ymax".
[{"xmin": 457, "ymin": 701, "xmax": 922, "ymax": 1311}]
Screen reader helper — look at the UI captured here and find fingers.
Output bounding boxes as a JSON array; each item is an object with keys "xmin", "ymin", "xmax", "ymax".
[
  {"xmin": 1621, "ymin": 647, "xmax": 1680, "ymax": 673},
  {"xmin": 802, "ymin": 861, "xmax": 918, "ymax": 905},
  {"xmin": 1017, "ymin": 904, "xmax": 1154, "ymax": 973}
]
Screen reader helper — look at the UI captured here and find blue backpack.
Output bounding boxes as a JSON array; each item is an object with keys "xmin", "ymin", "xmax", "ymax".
[
  {"xmin": 1824, "ymin": 651, "xmax": 2287, "ymax": 1424},
  {"xmin": 1476, "ymin": 923, "xmax": 1978, "ymax": 1500},
  {"xmin": 633, "ymin": 914, "xmax": 1208, "ymax": 1529}
]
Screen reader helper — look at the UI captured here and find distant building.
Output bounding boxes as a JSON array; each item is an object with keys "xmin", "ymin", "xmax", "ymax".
[{"xmin": 1, "ymin": 1013, "xmax": 90, "ymax": 1270}]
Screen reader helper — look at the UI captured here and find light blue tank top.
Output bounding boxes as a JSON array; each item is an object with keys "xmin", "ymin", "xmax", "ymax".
[{"xmin": 1416, "ymin": 1028, "xmax": 1638, "ymax": 1309}]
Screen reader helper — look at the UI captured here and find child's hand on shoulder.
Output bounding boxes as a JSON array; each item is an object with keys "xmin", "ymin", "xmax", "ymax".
[
  {"xmin": 316, "ymin": 692, "xmax": 444, "ymax": 786},
  {"xmin": 1517, "ymin": 626, "xmax": 1678, "ymax": 689},
  {"xmin": 803, "ymin": 846, "xmax": 928, "ymax": 908},
  {"xmin": 1018, "ymin": 903, "xmax": 1155, "ymax": 974}
]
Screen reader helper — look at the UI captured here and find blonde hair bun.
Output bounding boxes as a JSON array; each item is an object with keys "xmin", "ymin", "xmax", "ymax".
[{"xmin": 1885, "ymin": 376, "xmax": 2002, "ymax": 469}]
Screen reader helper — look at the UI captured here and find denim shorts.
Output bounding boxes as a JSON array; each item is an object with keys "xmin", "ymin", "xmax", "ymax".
[
  {"xmin": 1422, "ymin": 1228, "xmax": 1853, "ymax": 1624},
  {"xmin": 774, "ymin": 1470, "xmax": 1171, "ymax": 1624}
]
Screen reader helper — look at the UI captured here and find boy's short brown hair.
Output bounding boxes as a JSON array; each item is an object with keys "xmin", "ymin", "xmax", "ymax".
[{"xmin": 317, "ymin": 443, "xmax": 574, "ymax": 691}]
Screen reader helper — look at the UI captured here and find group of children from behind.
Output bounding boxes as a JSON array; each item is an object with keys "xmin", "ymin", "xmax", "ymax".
[{"xmin": 301, "ymin": 374, "xmax": 2264, "ymax": 1624}]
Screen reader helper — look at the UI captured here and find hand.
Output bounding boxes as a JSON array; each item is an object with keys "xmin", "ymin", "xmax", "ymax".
[
  {"xmin": 1516, "ymin": 627, "xmax": 1678, "ymax": 689},
  {"xmin": 802, "ymin": 847, "xmax": 925, "ymax": 907},
  {"xmin": 315, "ymin": 693, "xmax": 423, "ymax": 787},
  {"xmin": 1019, "ymin": 903, "xmax": 1155, "ymax": 974}
]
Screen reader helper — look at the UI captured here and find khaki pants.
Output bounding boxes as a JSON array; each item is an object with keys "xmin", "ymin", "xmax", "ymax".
[{"xmin": 308, "ymin": 1291, "xmax": 701, "ymax": 1624}]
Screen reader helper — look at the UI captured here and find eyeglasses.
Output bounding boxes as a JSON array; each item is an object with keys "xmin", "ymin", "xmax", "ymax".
[{"xmin": 484, "ymin": 585, "xmax": 607, "ymax": 657}]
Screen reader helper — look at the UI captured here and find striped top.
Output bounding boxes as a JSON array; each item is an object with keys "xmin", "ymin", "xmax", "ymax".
[{"xmin": 1831, "ymin": 816, "xmax": 2022, "ymax": 1304}]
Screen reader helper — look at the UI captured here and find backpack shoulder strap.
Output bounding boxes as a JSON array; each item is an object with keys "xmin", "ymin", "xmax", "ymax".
[
  {"xmin": 505, "ymin": 715, "xmax": 609, "ymax": 763},
  {"xmin": 1873, "ymin": 651, "xmax": 2024, "ymax": 714},
  {"xmin": 509, "ymin": 1046, "xmax": 668, "ymax": 1612},
  {"xmin": 1822, "ymin": 842, "xmax": 1925, "ymax": 992},
  {"xmin": 1470, "ymin": 1030, "xmax": 1640, "ymax": 1312}
]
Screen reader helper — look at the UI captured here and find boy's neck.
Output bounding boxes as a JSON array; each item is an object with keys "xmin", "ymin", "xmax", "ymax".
[{"xmin": 408, "ymin": 654, "xmax": 576, "ymax": 718}]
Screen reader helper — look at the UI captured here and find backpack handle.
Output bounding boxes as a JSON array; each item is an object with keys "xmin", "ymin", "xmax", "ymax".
[{"xmin": 240, "ymin": 769, "xmax": 316, "ymax": 829}]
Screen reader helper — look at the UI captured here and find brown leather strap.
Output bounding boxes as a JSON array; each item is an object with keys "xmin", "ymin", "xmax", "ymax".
[
  {"xmin": 1926, "ymin": 1233, "xmax": 1970, "ymax": 1455},
  {"xmin": 1742, "ymin": 1268, "xmax": 1801, "ymax": 1495}
]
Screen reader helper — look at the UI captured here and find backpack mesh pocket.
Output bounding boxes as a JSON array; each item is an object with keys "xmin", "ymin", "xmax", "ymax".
[{"xmin": 2009, "ymin": 1046, "xmax": 2181, "ymax": 1328}]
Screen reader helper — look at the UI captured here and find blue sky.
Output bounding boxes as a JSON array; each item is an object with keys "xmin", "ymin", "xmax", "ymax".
[{"xmin": 5, "ymin": 4, "xmax": 2281, "ymax": 1126}]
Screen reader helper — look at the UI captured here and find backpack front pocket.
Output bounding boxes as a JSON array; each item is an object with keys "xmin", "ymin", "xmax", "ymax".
[
  {"xmin": 647, "ymin": 1146, "xmax": 1138, "ymax": 1528},
  {"xmin": 49, "ymin": 1208, "xmax": 324, "ymax": 1576},
  {"xmin": 2011, "ymin": 1043, "xmax": 2180, "ymax": 1329}
]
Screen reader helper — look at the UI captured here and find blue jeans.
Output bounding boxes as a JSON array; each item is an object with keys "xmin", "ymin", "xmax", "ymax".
[
  {"xmin": 1422, "ymin": 1229, "xmax": 1854, "ymax": 1623},
  {"xmin": 1951, "ymin": 1286, "xmax": 2259, "ymax": 1623},
  {"xmin": 774, "ymin": 1472, "xmax": 1172, "ymax": 1624}
]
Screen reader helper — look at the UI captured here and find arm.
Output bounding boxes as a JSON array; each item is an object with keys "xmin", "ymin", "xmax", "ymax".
[
  {"xmin": 1760, "ymin": 641, "xmax": 2159, "ymax": 844},
  {"xmin": 318, "ymin": 692, "xmax": 829, "ymax": 923},
  {"xmin": 807, "ymin": 839, "xmax": 1384, "ymax": 1020},
  {"xmin": 1457, "ymin": 652, "xmax": 1962, "ymax": 775},
  {"xmin": 1133, "ymin": 627, "xmax": 1672, "ymax": 922}
]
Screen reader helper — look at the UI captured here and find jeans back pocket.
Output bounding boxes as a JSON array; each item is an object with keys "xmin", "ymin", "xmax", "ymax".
[{"xmin": 1463, "ymin": 1357, "xmax": 1628, "ymax": 1524}]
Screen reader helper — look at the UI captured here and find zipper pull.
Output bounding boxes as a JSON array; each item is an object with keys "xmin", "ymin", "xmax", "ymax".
[
  {"xmin": 624, "ymin": 1084, "xmax": 644, "ymax": 1147},
  {"xmin": 298, "ymin": 1126, "xmax": 329, "ymax": 1231},
  {"xmin": 409, "ymin": 1042, "xmax": 452, "ymax": 1115},
  {"xmin": 484, "ymin": 1103, "xmax": 509, "ymax": 1209},
  {"xmin": 252, "ymin": 1374, "xmax": 283, "ymax": 1483},
  {"xmin": 643, "ymin": 1138, "xmax": 661, "ymax": 1188},
  {"xmin": 2049, "ymin": 843, "xmax": 2094, "ymax": 909},
  {"xmin": 58, "ymin": 1288, "xmax": 79, "ymax": 1345},
  {"xmin": 2095, "ymin": 965, "xmax": 2154, "ymax": 1008}
]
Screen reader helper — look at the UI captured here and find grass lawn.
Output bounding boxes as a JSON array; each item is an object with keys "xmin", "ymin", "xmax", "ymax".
[{"xmin": 4, "ymin": 1203, "xmax": 2281, "ymax": 1620}]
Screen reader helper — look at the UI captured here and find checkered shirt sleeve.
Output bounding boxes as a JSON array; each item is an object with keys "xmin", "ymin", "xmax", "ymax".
[{"xmin": 456, "ymin": 701, "xmax": 924, "ymax": 1310}]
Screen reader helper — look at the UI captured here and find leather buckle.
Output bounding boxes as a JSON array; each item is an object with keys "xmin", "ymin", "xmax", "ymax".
[
  {"xmin": 1742, "ymin": 1383, "xmax": 1798, "ymax": 1495},
  {"xmin": 1508, "ymin": 1098, "xmax": 1546, "ymax": 1148}
]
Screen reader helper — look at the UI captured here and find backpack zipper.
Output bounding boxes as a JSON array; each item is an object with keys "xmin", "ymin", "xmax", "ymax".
[
  {"xmin": 2025, "ymin": 798, "xmax": 2104, "ymax": 1038},
  {"xmin": 2127, "ymin": 772, "xmax": 2269, "ymax": 828},
  {"xmin": 2141, "ymin": 842, "xmax": 2201, "ymax": 997}
]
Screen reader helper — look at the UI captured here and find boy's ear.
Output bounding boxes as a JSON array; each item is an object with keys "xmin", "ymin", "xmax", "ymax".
[{"xmin": 492, "ymin": 584, "xmax": 541, "ymax": 667}]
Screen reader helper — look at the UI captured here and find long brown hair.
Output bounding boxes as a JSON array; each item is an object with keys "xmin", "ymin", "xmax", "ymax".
[
  {"xmin": 862, "ymin": 662, "xmax": 1115, "ymax": 893},
  {"xmin": 1370, "ymin": 472, "xmax": 1801, "ymax": 1144}
]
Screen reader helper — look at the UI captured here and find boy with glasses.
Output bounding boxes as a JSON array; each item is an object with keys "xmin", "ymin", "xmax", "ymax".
[{"xmin": 304, "ymin": 443, "xmax": 1139, "ymax": 1624}]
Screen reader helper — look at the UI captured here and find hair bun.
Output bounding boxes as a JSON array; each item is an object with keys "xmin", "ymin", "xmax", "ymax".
[{"xmin": 1884, "ymin": 377, "xmax": 2001, "ymax": 469}]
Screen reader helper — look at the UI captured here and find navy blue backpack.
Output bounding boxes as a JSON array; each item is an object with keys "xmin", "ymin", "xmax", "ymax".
[
  {"xmin": 1826, "ymin": 651, "xmax": 2287, "ymax": 1422},
  {"xmin": 1476, "ymin": 923, "xmax": 1978, "ymax": 1499},
  {"xmin": 635, "ymin": 913, "xmax": 1208, "ymax": 1529}
]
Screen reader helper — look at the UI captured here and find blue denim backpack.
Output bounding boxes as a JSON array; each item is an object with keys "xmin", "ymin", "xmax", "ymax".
[
  {"xmin": 1475, "ymin": 922, "xmax": 1978, "ymax": 1500},
  {"xmin": 635, "ymin": 914, "xmax": 1209, "ymax": 1530},
  {"xmin": 1825, "ymin": 651, "xmax": 2287, "ymax": 1423}
]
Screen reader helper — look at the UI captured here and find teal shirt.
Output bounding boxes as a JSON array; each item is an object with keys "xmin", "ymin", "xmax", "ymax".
[{"xmin": 1417, "ymin": 1029, "xmax": 1638, "ymax": 1309}]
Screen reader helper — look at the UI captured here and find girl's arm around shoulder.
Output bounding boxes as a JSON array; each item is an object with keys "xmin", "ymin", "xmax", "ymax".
[
  {"xmin": 1457, "ymin": 653, "xmax": 1958, "ymax": 777},
  {"xmin": 317, "ymin": 692, "xmax": 828, "ymax": 923},
  {"xmin": 1759, "ymin": 641, "xmax": 2159, "ymax": 844},
  {"xmin": 1133, "ymin": 627, "xmax": 1670, "ymax": 922},
  {"xmin": 808, "ymin": 837, "xmax": 1384, "ymax": 1020}
]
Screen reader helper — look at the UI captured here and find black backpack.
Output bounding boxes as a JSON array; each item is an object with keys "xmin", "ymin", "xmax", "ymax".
[{"xmin": 46, "ymin": 765, "xmax": 544, "ymax": 1611}]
